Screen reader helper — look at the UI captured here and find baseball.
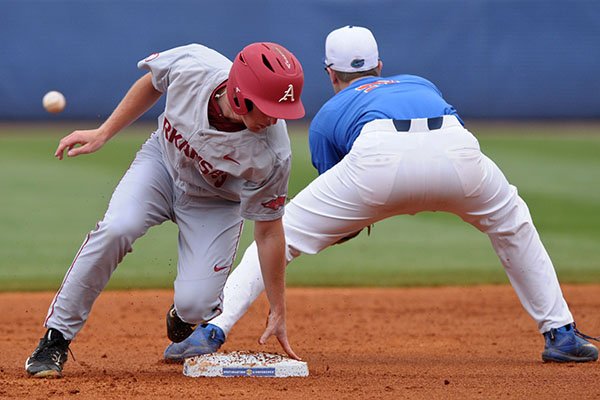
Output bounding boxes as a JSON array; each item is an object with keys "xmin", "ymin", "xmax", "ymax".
[{"xmin": 42, "ymin": 91, "xmax": 66, "ymax": 113}]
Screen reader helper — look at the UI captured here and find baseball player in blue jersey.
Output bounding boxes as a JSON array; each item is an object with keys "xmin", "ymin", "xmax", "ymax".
[
  {"xmin": 25, "ymin": 42, "xmax": 305, "ymax": 378},
  {"xmin": 165, "ymin": 26, "xmax": 599, "ymax": 364}
]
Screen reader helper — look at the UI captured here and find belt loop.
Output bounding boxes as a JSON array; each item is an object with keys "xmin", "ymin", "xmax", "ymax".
[
  {"xmin": 392, "ymin": 119, "xmax": 411, "ymax": 132},
  {"xmin": 427, "ymin": 117, "xmax": 443, "ymax": 130}
]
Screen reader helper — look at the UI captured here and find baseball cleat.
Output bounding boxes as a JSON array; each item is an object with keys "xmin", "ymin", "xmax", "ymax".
[
  {"xmin": 166, "ymin": 304, "xmax": 198, "ymax": 343},
  {"xmin": 542, "ymin": 323, "xmax": 599, "ymax": 363},
  {"xmin": 164, "ymin": 323, "xmax": 225, "ymax": 363},
  {"xmin": 25, "ymin": 328, "xmax": 71, "ymax": 378}
]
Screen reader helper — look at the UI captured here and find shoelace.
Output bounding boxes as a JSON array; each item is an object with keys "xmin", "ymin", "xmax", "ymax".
[
  {"xmin": 547, "ymin": 324, "xmax": 600, "ymax": 342},
  {"xmin": 36, "ymin": 337, "xmax": 76, "ymax": 363},
  {"xmin": 574, "ymin": 326, "xmax": 600, "ymax": 342},
  {"xmin": 36, "ymin": 341, "xmax": 64, "ymax": 361},
  {"xmin": 68, "ymin": 347, "xmax": 76, "ymax": 362}
]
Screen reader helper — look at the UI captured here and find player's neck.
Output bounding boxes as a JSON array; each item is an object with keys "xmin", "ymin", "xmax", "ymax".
[
  {"xmin": 217, "ymin": 89, "xmax": 243, "ymax": 124},
  {"xmin": 333, "ymin": 76, "xmax": 371, "ymax": 93}
]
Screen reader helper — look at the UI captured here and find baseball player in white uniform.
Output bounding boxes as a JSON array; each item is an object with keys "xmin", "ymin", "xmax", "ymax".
[
  {"xmin": 164, "ymin": 26, "xmax": 599, "ymax": 363},
  {"xmin": 25, "ymin": 41, "xmax": 305, "ymax": 378}
]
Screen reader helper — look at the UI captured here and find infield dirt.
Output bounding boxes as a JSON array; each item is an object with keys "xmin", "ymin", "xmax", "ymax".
[{"xmin": 2, "ymin": 285, "xmax": 599, "ymax": 399}]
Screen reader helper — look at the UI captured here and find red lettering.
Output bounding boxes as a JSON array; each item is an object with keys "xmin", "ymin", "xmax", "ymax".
[
  {"xmin": 163, "ymin": 118, "xmax": 183, "ymax": 145},
  {"xmin": 163, "ymin": 117, "xmax": 172, "ymax": 139},
  {"xmin": 163, "ymin": 116, "xmax": 228, "ymax": 187},
  {"xmin": 199, "ymin": 159, "xmax": 212, "ymax": 175},
  {"xmin": 169, "ymin": 130, "xmax": 183, "ymax": 146},
  {"xmin": 355, "ymin": 79, "xmax": 399, "ymax": 93}
]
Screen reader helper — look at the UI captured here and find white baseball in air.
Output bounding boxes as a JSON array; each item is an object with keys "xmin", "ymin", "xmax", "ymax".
[{"xmin": 42, "ymin": 91, "xmax": 66, "ymax": 113}]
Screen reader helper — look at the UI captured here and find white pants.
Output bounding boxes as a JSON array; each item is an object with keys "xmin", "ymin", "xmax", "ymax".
[
  {"xmin": 45, "ymin": 133, "xmax": 243, "ymax": 340},
  {"xmin": 213, "ymin": 116, "xmax": 573, "ymax": 335}
]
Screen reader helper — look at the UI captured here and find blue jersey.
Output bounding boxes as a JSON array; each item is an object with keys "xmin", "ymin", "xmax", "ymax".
[{"xmin": 309, "ymin": 74, "xmax": 464, "ymax": 174}]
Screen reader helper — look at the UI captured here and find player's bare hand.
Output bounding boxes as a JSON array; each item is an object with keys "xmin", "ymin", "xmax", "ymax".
[
  {"xmin": 259, "ymin": 309, "xmax": 301, "ymax": 361},
  {"xmin": 55, "ymin": 129, "xmax": 109, "ymax": 160}
]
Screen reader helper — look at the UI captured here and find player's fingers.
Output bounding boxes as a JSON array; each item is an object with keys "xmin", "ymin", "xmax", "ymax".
[
  {"xmin": 259, "ymin": 327, "xmax": 272, "ymax": 345},
  {"xmin": 55, "ymin": 134, "xmax": 82, "ymax": 159},
  {"xmin": 277, "ymin": 335, "xmax": 301, "ymax": 361},
  {"xmin": 67, "ymin": 139, "xmax": 103, "ymax": 157},
  {"xmin": 54, "ymin": 141, "xmax": 72, "ymax": 159},
  {"xmin": 67, "ymin": 143, "xmax": 89, "ymax": 157}
]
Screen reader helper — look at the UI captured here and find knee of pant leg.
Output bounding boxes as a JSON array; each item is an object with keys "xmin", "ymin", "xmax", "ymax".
[
  {"xmin": 174, "ymin": 292, "xmax": 223, "ymax": 324},
  {"xmin": 101, "ymin": 213, "xmax": 147, "ymax": 241},
  {"xmin": 483, "ymin": 197, "xmax": 533, "ymax": 236}
]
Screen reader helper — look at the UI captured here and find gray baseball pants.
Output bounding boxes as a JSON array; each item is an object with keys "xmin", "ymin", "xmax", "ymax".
[{"xmin": 45, "ymin": 133, "xmax": 243, "ymax": 340}]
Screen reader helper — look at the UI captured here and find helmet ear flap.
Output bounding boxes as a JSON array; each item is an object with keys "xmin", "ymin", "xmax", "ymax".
[
  {"xmin": 232, "ymin": 92, "xmax": 242, "ymax": 109},
  {"xmin": 227, "ymin": 74, "xmax": 249, "ymax": 115},
  {"xmin": 229, "ymin": 93, "xmax": 254, "ymax": 115}
]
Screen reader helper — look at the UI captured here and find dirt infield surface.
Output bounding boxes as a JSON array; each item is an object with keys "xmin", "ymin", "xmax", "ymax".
[{"xmin": 2, "ymin": 285, "xmax": 599, "ymax": 399}]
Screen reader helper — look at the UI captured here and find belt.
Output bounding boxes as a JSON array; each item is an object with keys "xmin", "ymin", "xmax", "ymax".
[{"xmin": 392, "ymin": 116, "xmax": 444, "ymax": 132}]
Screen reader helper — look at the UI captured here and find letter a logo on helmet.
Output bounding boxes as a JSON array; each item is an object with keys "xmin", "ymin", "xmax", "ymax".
[
  {"xmin": 278, "ymin": 84, "xmax": 295, "ymax": 103},
  {"xmin": 227, "ymin": 42, "xmax": 305, "ymax": 120}
]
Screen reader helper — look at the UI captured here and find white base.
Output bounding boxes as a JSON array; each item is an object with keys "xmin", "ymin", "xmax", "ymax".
[{"xmin": 183, "ymin": 351, "xmax": 309, "ymax": 378}]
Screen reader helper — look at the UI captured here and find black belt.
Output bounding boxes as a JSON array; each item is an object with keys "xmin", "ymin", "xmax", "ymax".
[{"xmin": 392, "ymin": 117, "xmax": 444, "ymax": 132}]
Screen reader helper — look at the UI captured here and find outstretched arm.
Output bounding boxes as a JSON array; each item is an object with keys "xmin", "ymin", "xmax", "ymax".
[
  {"xmin": 55, "ymin": 73, "xmax": 162, "ymax": 159},
  {"xmin": 254, "ymin": 218, "xmax": 300, "ymax": 360}
]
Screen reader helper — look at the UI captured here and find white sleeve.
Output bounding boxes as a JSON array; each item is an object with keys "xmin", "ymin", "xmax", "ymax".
[
  {"xmin": 240, "ymin": 154, "xmax": 291, "ymax": 221},
  {"xmin": 137, "ymin": 44, "xmax": 232, "ymax": 95},
  {"xmin": 136, "ymin": 45, "xmax": 193, "ymax": 93}
]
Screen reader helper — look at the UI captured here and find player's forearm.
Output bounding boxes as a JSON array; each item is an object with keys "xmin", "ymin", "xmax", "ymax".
[
  {"xmin": 98, "ymin": 73, "xmax": 162, "ymax": 140},
  {"xmin": 254, "ymin": 219, "xmax": 287, "ymax": 315}
]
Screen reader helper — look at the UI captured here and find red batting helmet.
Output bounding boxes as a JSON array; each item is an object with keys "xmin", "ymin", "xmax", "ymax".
[{"xmin": 227, "ymin": 42, "xmax": 305, "ymax": 120}]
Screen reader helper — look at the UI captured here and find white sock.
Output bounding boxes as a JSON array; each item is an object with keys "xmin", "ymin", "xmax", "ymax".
[{"xmin": 210, "ymin": 242, "xmax": 265, "ymax": 336}]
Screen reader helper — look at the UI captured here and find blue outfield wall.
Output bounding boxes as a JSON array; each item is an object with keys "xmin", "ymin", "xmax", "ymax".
[{"xmin": 1, "ymin": 0, "xmax": 599, "ymax": 121}]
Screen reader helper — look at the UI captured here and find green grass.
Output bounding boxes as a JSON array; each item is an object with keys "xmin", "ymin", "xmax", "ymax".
[{"xmin": 1, "ymin": 121, "xmax": 599, "ymax": 290}]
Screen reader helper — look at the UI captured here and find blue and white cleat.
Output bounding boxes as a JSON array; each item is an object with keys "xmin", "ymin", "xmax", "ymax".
[
  {"xmin": 542, "ymin": 323, "xmax": 599, "ymax": 363},
  {"xmin": 164, "ymin": 323, "xmax": 225, "ymax": 363}
]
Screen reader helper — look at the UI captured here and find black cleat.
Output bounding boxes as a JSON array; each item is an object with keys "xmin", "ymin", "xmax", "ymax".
[
  {"xmin": 166, "ymin": 304, "xmax": 197, "ymax": 343},
  {"xmin": 25, "ymin": 328, "xmax": 71, "ymax": 378}
]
